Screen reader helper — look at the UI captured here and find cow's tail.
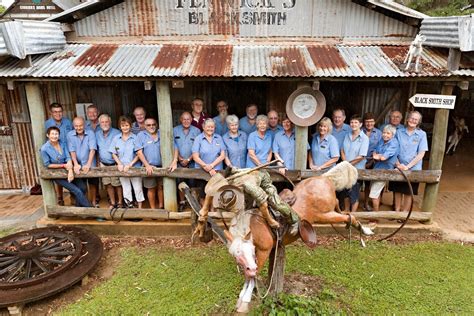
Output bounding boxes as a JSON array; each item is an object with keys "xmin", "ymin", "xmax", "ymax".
[{"xmin": 322, "ymin": 161, "xmax": 358, "ymax": 191}]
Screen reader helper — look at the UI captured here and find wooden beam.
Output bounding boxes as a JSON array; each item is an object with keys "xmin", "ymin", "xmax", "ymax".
[
  {"xmin": 294, "ymin": 82, "xmax": 311, "ymax": 170},
  {"xmin": 375, "ymin": 90, "xmax": 401, "ymax": 125},
  {"xmin": 422, "ymin": 83, "xmax": 455, "ymax": 219},
  {"xmin": 25, "ymin": 82, "xmax": 56, "ymax": 216},
  {"xmin": 447, "ymin": 48, "xmax": 461, "ymax": 71},
  {"xmin": 156, "ymin": 81, "xmax": 178, "ymax": 211},
  {"xmin": 40, "ymin": 167, "xmax": 441, "ymax": 183},
  {"xmin": 352, "ymin": 211, "xmax": 431, "ymax": 222}
]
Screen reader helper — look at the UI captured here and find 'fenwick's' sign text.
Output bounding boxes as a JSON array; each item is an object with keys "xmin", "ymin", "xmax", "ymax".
[{"xmin": 175, "ymin": 0, "xmax": 297, "ymax": 26}]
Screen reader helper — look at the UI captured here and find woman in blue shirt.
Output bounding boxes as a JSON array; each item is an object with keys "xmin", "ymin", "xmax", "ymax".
[
  {"xmin": 308, "ymin": 117, "xmax": 340, "ymax": 171},
  {"xmin": 223, "ymin": 115, "xmax": 248, "ymax": 168},
  {"xmin": 391, "ymin": 111, "xmax": 428, "ymax": 212},
  {"xmin": 40, "ymin": 126, "xmax": 91, "ymax": 207}
]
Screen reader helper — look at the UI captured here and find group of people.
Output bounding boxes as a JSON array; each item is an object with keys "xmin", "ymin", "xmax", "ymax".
[{"xmin": 40, "ymin": 98, "xmax": 427, "ymax": 215}]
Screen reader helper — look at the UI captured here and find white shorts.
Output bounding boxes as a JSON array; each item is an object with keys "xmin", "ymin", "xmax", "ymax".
[{"xmin": 369, "ymin": 181, "xmax": 386, "ymax": 199}]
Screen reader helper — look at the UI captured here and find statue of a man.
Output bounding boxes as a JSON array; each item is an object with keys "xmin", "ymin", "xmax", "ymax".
[{"xmin": 195, "ymin": 167, "xmax": 300, "ymax": 237}]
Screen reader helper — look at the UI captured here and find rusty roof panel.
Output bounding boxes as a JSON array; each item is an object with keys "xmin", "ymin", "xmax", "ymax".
[
  {"xmin": 306, "ymin": 45, "xmax": 349, "ymax": 77},
  {"xmin": 152, "ymin": 45, "xmax": 190, "ymax": 71},
  {"xmin": 189, "ymin": 45, "xmax": 232, "ymax": 77},
  {"xmin": 73, "ymin": 44, "xmax": 118, "ymax": 67}
]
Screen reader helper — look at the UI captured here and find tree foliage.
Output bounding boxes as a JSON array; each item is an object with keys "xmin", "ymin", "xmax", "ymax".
[{"xmin": 397, "ymin": 0, "xmax": 474, "ymax": 16}]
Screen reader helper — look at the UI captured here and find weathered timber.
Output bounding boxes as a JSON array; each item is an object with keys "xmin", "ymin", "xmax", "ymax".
[
  {"xmin": 157, "ymin": 81, "xmax": 178, "ymax": 211},
  {"xmin": 25, "ymin": 82, "xmax": 56, "ymax": 215},
  {"xmin": 422, "ymin": 83, "xmax": 454, "ymax": 218},
  {"xmin": 294, "ymin": 81, "xmax": 311, "ymax": 170},
  {"xmin": 41, "ymin": 167, "xmax": 441, "ymax": 183},
  {"xmin": 268, "ymin": 242, "xmax": 286, "ymax": 295},
  {"xmin": 47, "ymin": 205, "xmax": 171, "ymax": 220},
  {"xmin": 352, "ymin": 211, "xmax": 431, "ymax": 222},
  {"xmin": 375, "ymin": 90, "xmax": 401, "ymax": 125}
]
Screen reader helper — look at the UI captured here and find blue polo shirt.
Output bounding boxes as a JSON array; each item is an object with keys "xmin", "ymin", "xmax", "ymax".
[
  {"xmin": 192, "ymin": 133, "xmax": 225, "ymax": 170},
  {"xmin": 173, "ymin": 125, "xmax": 201, "ymax": 168},
  {"xmin": 374, "ymin": 138, "xmax": 399, "ymax": 170},
  {"xmin": 268, "ymin": 125, "xmax": 283, "ymax": 140},
  {"xmin": 109, "ymin": 133, "xmax": 142, "ymax": 167},
  {"xmin": 246, "ymin": 131, "xmax": 272, "ymax": 168},
  {"xmin": 310, "ymin": 134, "xmax": 340, "ymax": 169},
  {"xmin": 45, "ymin": 118, "xmax": 73, "ymax": 144},
  {"xmin": 239, "ymin": 117, "xmax": 257, "ymax": 135},
  {"xmin": 396, "ymin": 128, "xmax": 428, "ymax": 171},
  {"xmin": 86, "ymin": 120, "xmax": 101, "ymax": 133},
  {"xmin": 66, "ymin": 129, "xmax": 97, "ymax": 167},
  {"xmin": 96, "ymin": 128, "xmax": 120, "ymax": 165},
  {"xmin": 131, "ymin": 122, "xmax": 145, "ymax": 135},
  {"xmin": 272, "ymin": 130, "xmax": 299, "ymax": 170},
  {"xmin": 213, "ymin": 115, "xmax": 229, "ymax": 136},
  {"xmin": 136, "ymin": 130, "xmax": 162, "ymax": 167},
  {"xmin": 40, "ymin": 141, "xmax": 71, "ymax": 167},
  {"xmin": 332, "ymin": 123, "xmax": 351, "ymax": 149},
  {"xmin": 342, "ymin": 132, "xmax": 369, "ymax": 169},
  {"xmin": 223, "ymin": 130, "xmax": 248, "ymax": 168},
  {"xmin": 362, "ymin": 127, "xmax": 382, "ymax": 158}
]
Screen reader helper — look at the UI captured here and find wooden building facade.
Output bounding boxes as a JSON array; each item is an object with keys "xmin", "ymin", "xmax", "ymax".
[{"xmin": 0, "ymin": 0, "xmax": 472, "ymax": 222}]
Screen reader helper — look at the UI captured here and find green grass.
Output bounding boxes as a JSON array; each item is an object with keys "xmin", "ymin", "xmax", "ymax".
[{"xmin": 59, "ymin": 241, "xmax": 474, "ymax": 315}]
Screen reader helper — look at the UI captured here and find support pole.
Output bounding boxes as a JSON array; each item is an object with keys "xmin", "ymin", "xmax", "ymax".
[
  {"xmin": 25, "ymin": 82, "xmax": 56, "ymax": 216},
  {"xmin": 421, "ymin": 83, "xmax": 455, "ymax": 219},
  {"xmin": 294, "ymin": 82, "xmax": 311, "ymax": 170},
  {"xmin": 156, "ymin": 81, "xmax": 178, "ymax": 211}
]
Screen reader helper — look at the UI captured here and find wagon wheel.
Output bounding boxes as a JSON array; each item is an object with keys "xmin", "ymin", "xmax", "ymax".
[
  {"xmin": 0, "ymin": 226, "xmax": 103, "ymax": 308},
  {"xmin": 0, "ymin": 230, "xmax": 83, "ymax": 289}
]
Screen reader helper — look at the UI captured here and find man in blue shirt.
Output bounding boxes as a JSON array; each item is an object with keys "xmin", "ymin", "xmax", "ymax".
[
  {"xmin": 213, "ymin": 100, "xmax": 229, "ymax": 136},
  {"xmin": 131, "ymin": 106, "xmax": 147, "ymax": 135},
  {"xmin": 169, "ymin": 112, "xmax": 201, "ymax": 204},
  {"xmin": 267, "ymin": 110, "xmax": 283, "ymax": 140},
  {"xmin": 369, "ymin": 125, "xmax": 399, "ymax": 213},
  {"xmin": 331, "ymin": 109, "xmax": 351, "ymax": 149},
  {"xmin": 246, "ymin": 115, "xmax": 272, "ymax": 168},
  {"xmin": 44, "ymin": 102, "xmax": 73, "ymax": 206},
  {"xmin": 239, "ymin": 103, "xmax": 258, "ymax": 135},
  {"xmin": 86, "ymin": 104, "xmax": 101, "ymax": 133},
  {"xmin": 67, "ymin": 117, "xmax": 98, "ymax": 207},
  {"xmin": 341, "ymin": 115, "xmax": 369, "ymax": 212},
  {"xmin": 137, "ymin": 118, "xmax": 164, "ymax": 209},
  {"xmin": 273, "ymin": 116, "xmax": 308, "ymax": 174},
  {"xmin": 96, "ymin": 114, "xmax": 122, "ymax": 209}
]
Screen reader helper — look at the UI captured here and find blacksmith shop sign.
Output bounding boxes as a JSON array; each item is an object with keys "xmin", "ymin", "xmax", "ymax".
[{"xmin": 175, "ymin": 0, "xmax": 297, "ymax": 26}]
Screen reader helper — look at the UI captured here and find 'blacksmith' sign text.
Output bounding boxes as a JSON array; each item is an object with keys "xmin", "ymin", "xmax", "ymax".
[{"xmin": 409, "ymin": 94, "xmax": 456, "ymax": 109}]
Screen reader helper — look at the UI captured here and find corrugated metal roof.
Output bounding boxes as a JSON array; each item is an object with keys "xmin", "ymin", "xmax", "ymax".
[
  {"xmin": 421, "ymin": 15, "xmax": 474, "ymax": 52},
  {"xmin": 0, "ymin": 43, "xmax": 471, "ymax": 78}
]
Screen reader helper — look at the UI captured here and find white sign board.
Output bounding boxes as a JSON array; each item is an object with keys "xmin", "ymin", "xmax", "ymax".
[{"xmin": 409, "ymin": 94, "xmax": 456, "ymax": 109}]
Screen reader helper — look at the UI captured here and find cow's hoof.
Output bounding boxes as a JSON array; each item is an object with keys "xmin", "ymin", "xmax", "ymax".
[{"xmin": 236, "ymin": 302, "xmax": 250, "ymax": 313}]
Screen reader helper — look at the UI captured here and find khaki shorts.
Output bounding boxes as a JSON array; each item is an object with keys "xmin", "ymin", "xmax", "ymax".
[
  {"xmin": 102, "ymin": 176, "xmax": 121, "ymax": 187},
  {"xmin": 369, "ymin": 181, "xmax": 386, "ymax": 199},
  {"xmin": 143, "ymin": 177, "xmax": 163, "ymax": 189}
]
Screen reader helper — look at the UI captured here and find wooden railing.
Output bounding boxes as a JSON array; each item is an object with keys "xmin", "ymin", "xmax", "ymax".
[{"xmin": 40, "ymin": 167, "xmax": 441, "ymax": 223}]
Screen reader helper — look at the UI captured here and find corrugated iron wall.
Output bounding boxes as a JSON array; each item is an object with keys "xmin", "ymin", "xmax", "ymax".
[
  {"xmin": 40, "ymin": 81, "xmax": 77, "ymax": 119},
  {"xmin": 0, "ymin": 84, "xmax": 38, "ymax": 190},
  {"xmin": 74, "ymin": 0, "xmax": 416, "ymax": 39}
]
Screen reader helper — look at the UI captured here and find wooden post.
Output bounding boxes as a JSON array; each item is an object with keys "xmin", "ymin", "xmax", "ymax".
[
  {"xmin": 25, "ymin": 82, "xmax": 56, "ymax": 215},
  {"xmin": 421, "ymin": 83, "xmax": 455, "ymax": 219},
  {"xmin": 268, "ymin": 242, "xmax": 286, "ymax": 295},
  {"xmin": 156, "ymin": 81, "xmax": 178, "ymax": 211},
  {"xmin": 294, "ymin": 82, "xmax": 311, "ymax": 170}
]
